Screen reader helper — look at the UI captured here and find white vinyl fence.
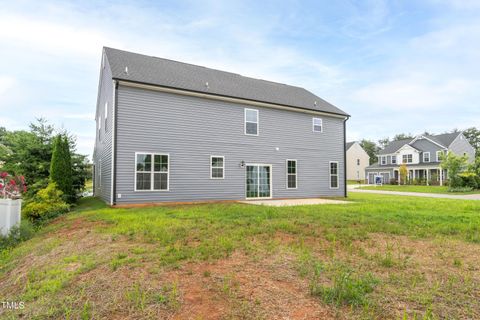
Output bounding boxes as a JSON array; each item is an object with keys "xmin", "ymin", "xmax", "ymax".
[{"xmin": 0, "ymin": 199, "xmax": 22, "ymax": 236}]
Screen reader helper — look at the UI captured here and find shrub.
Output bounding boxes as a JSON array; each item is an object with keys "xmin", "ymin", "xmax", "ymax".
[
  {"xmin": 458, "ymin": 172, "xmax": 478, "ymax": 189},
  {"xmin": 0, "ymin": 221, "xmax": 36, "ymax": 250},
  {"xmin": 22, "ymin": 183, "xmax": 70, "ymax": 223},
  {"xmin": 448, "ymin": 186, "xmax": 474, "ymax": 193}
]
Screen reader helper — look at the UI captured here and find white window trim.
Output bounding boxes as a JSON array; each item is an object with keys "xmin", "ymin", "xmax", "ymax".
[
  {"xmin": 380, "ymin": 156, "xmax": 386, "ymax": 165},
  {"xmin": 436, "ymin": 151, "xmax": 442, "ymax": 162},
  {"xmin": 286, "ymin": 159, "xmax": 297, "ymax": 189},
  {"xmin": 134, "ymin": 152, "xmax": 170, "ymax": 192},
  {"xmin": 402, "ymin": 154, "xmax": 413, "ymax": 164},
  {"xmin": 391, "ymin": 156, "xmax": 397, "ymax": 164},
  {"xmin": 210, "ymin": 155, "xmax": 225, "ymax": 179},
  {"xmin": 329, "ymin": 161, "xmax": 339, "ymax": 189},
  {"xmin": 244, "ymin": 108, "xmax": 259, "ymax": 136},
  {"xmin": 244, "ymin": 163, "xmax": 273, "ymax": 200},
  {"xmin": 423, "ymin": 152, "xmax": 430, "ymax": 163},
  {"xmin": 312, "ymin": 117, "xmax": 323, "ymax": 133}
]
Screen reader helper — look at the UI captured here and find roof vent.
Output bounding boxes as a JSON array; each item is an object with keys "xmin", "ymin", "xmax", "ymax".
[
  {"xmin": 124, "ymin": 66, "xmax": 129, "ymax": 74},
  {"xmin": 205, "ymin": 81, "xmax": 209, "ymax": 89},
  {"xmin": 314, "ymin": 101, "xmax": 317, "ymax": 106}
]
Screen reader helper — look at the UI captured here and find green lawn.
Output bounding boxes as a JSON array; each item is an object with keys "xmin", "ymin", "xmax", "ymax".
[
  {"xmin": 359, "ymin": 184, "xmax": 480, "ymax": 194},
  {"xmin": 1, "ymin": 193, "xmax": 480, "ymax": 319}
]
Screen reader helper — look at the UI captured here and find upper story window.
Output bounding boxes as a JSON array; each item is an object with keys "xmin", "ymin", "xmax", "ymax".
[
  {"xmin": 391, "ymin": 156, "xmax": 397, "ymax": 164},
  {"xmin": 329, "ymin": 161, "xmax": 339, "ymax": 189},
  {"xmin": 135, "ymin": 153, "xmax": 169, "ymax": 191},
  {"xmin": 312, "ymin": 118, "xmax": 323, "ymax": 132},
  {"xmin": 104, "ymin": 102, "xmax": 108, "ymax": 130},
  {"xmin": 380, "ymin": 156, "xmax": 386, "ymax": 165},
  {"xmin": 286, "ymin": 159, "xmax": 297, "ymax": 189},
  {"xmin": 423, "ymin": 152, "xmax": 430, "ymax": 163},
  {"xmin": 402, "ymin": 154, "xmax": 413, "ymax": 163},
  {"xmin": 244, "ymin": 108, "xmax": 258, "ymax": 136},
  {"xmin": 210, "ymin": 156, "xmax": 224, "ymax": 179},
  {"xmin": 357, "ymin": 159, "xmax": 360, "ymax": 166},
  {"xmin": 436, "ymin": 151, "xmax": 442, "ymax": 162}
]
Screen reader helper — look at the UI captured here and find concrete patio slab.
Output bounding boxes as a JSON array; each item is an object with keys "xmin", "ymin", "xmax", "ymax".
[{"xmin": 238, "ymin": 198, "xmax": 351, "ymax": 207}]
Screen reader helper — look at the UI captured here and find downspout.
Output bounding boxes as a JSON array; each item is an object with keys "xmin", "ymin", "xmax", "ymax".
[
  {"xmin": 110, "ymin": 80, "xmax": 118, "ymax": 205},
  {"xmin": 343, "ymin": 116, "xmax": 350, "ymax": 197}
]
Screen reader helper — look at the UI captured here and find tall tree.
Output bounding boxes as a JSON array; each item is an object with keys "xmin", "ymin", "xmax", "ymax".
[
  {"xmin": 360, "ymin": 139, "xmax": 379, "ymax": 165},
  {"xmin": 463, "ymin": 127, "xmax": 480, "ymax": 154},
  {"xmin": 393, "ymin": 133, "xmax": 414, "ymax": 141},
  {"xmin": 378, "ymin": 137, "xmax": 390, "ymax": 149},
  {"xmin": 50, "ymin": 135, "xmax": 74, "ymax": 202}
]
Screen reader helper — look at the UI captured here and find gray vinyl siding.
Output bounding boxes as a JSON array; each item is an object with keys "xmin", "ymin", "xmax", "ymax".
[
  {"xmin": 114, "ymin": 85, "xmax": 345, "ymax": 204},
  {"xmin": 410, "ymin": 139, "xmax": 444, "ymax": 163},
  {"xmin": 449, "ymin": 134, "xmax": 476, "ymax": 163},
  {"xmin": 93, "ymin": 55, "xmax": 114, "ymax": 203}
]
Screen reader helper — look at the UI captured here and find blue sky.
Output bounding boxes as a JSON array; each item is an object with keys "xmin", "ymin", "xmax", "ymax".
[{"xmin": 1, "ymin": 0, "xmax": 479, "ymax": 157}]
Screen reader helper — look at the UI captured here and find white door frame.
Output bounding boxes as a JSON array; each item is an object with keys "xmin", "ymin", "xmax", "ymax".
[{"xmin": 245, "ymin": 164, "xmax": 273, "ymax": 199}]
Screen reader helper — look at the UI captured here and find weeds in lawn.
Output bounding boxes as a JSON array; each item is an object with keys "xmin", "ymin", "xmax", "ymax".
[{"xmin": 310, "ymin": 267, "xmax": 378, "ymax": 307}]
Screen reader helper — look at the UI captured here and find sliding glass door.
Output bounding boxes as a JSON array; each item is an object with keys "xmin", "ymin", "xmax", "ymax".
[{"xmin": 246, "ymin": 165, "xmax": 271, "ymax": 199}]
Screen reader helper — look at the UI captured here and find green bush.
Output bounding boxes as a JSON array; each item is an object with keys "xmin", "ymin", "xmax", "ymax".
[
  {"xmin": 22, "ymin": 182, "xmax": 70, "ymax": 222},
  {"xmin": 0, "ymin": 221, "xmax": 36, "ymax": 250},
  {"xmin": 458, "ymin": 172, "xmax": 479, "ymax": 189},
  {"xmin": 448, "ymin": 186, "xmax": 474, "ymax": 193}
]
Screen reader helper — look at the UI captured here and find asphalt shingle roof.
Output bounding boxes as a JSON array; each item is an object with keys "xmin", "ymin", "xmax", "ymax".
[
  {"xmin": 377, "ymin": 132, "xmax": 461, "ymax": 155},
  {"xmin": 346, "ymin": 141, "xmax": 355, "ymax": 151},
  {"xmin": 104, "ymin": 47, "xmax": 349, "ymax": 116}
]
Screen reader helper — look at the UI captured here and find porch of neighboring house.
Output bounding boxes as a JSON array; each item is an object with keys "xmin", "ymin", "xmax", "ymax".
[{"xmin": 393, "ymin": 167, "xmax": 447, "ymax": 186}]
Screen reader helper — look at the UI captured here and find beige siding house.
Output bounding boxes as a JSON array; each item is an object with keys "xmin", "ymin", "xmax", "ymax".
[{"xmin": 346, "ymin": 142, "xmax": 369, "ymax": 181}]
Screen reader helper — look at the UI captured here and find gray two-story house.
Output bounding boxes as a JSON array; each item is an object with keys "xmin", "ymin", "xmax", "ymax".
[
  {"xmin": 365, "ymin": 133, "xmax": 475, "ymax": 185},
  {"xmin": 93, "ymin": 47, "xmax": 349, "ymax": 205}
]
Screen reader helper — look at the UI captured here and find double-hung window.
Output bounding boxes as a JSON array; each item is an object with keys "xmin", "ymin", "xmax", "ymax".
[
  {"xmin": 286, "ymin": 160, "xmax": 297, "ymax": 189},
  {"xmin": 357, "ymin": 159, "xmax": 360, "ymax": 166},
  {"xmin": 402, "ymin": 154, "xmax": 413, "ymax": 163},
  {"xmin": 244, "ymin": 108, "xmax": 258, "ymax": 135},
  {"xmin": 312, "ymin": 118, "xmax": 323, "ymax": 132},
  {"xmin": 381, "ymin": 156, "xmax": 386, "ymax": 165},
  {"xmin": 210, "ymin": 156, "xmax": 224, "ymax": 179},
  {"xmin": 329, "ymin": 161, "xmax": 339, "ymax": 189},
  {"xmin": 423, "ymin": 152, "xmax": 430, "ymax": 163},
  {"xmin": 436, "ymin": 151, "xmax": 442, "ymax": 162},
  {"xmin": 135, "ymin": 153, "xmax": 169, "ymax": 191}
]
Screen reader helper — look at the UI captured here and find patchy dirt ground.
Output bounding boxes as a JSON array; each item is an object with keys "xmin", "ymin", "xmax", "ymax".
[{"xmin": 1, "ymin": 214, "xmax": 479, "ymax": 319}]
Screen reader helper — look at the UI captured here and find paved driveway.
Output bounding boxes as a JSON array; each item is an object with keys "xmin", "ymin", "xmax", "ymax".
[{"xmin": 348, "ymin": 185, "xmax": 480, "ymax": 200}]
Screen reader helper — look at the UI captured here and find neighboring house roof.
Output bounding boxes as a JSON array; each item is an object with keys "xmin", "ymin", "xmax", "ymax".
[
  {"xmin": 345, "ymin": 141, "xmax": 355, "ymax": 151},
  {"xmin": 427, "ymin": 132, "xmax": 460, "ymax": 147},
  {"xmin": 103, "ymin": 47, "xmax": 349, "ymax": 116},
  {"xmin": 378, "ymin": 138, "xmax": 412, "ymax": 155},
  {"xmin": 378, "ymin": 132, "xmax": 462, "ymax": 155}
]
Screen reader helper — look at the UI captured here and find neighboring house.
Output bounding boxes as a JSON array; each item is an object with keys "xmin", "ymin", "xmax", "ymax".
[
  {"xmin": 93, "ymin": 47, "xmax": 350, "ymax": 205},
  {"xmin": 365, "ymin": 132, "xmax": 476, "ymax": 185},
  {"xmin": 346, "ymin": 141, "xmax": 370, "ymax": 181}
]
